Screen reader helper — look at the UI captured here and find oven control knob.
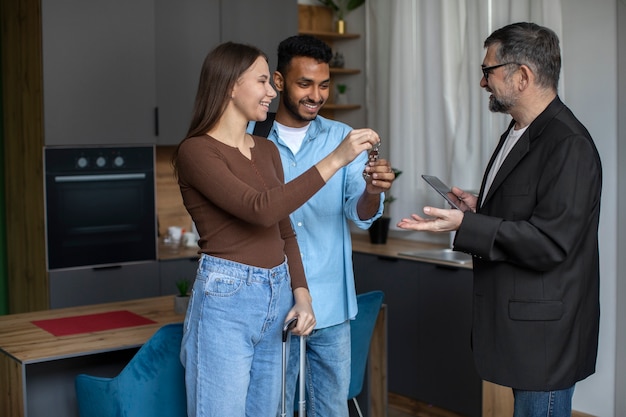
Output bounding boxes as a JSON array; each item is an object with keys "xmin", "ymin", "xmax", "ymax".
[
  {"xmin": 96, "ymin": 156, "xmax": 107, "ymax": 168},
  {"xmin": 77, "ymin": 157, "xmax": 88, "ymax": 168},
  {"xmin": 113, "ymin": 156, "xmax": 125, "ymax": 167}
]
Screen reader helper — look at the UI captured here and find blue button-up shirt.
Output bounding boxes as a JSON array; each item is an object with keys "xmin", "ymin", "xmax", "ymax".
[{"xmin": 248, "ymin": 116, "xmax": 384, "ymax": 328}]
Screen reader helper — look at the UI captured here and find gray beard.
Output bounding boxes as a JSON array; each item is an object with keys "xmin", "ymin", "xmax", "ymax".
[{"xmin": 489, "ymin": 94, "xmax": 514, "ymax": 113}]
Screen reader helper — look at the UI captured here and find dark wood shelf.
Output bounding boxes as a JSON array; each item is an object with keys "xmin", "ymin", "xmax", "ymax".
[
  {"xmin": 322, "ymin": 104, "xmax": 362, "ymax": 111},
  {"xmin": 330, "ymin": 67, "xmax": 361, "ymax": 75},
  {"xmin": 298, "ymin": 29, "xmax": 360, "ymax": 41}
]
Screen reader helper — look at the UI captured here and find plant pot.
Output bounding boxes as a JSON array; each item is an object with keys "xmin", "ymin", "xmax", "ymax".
[
  {"xmin": 368, "ymin": 217, "xmax": 391, "ymax": 244},
  {"xmin": 174, "ymin": 295, "xmax": 190, "ymax": 315}
]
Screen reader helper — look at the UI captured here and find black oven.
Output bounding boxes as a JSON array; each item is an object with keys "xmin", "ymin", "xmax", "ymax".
[{"xmin": 44, "ymin": 146, "xmax": 157, "ymax": 270}]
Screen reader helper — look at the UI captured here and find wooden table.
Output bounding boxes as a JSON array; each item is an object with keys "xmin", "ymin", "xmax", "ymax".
[{"xmin": 0, "ymin": 296, "xmax": 183, "ymax": 417}]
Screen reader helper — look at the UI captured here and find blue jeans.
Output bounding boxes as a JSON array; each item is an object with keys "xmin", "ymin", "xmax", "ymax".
[
  {"xmin": 513, "ymin": 385, "xmax": 575, "ymax": 417},
  {"xmin": 281, "ymin": 321, "xmax": 351, "ymax": 417},
  {"xmin": 180, "ymin": 254, "xmax": 293, "ymax": 417}
]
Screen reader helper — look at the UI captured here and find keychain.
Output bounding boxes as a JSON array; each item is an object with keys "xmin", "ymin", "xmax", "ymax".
[{"xmin": 362, "ymin": 142, "xmax": 380, "ymax": 181}]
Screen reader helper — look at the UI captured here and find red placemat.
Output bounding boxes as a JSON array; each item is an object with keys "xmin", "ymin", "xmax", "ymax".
[{"xmin": 32, "ymin": 310, "xmax": 156, "ymax": 336}]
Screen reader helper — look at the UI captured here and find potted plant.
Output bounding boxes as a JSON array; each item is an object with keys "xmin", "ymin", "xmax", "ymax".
[
  {"xmin": 174, "ymin": 279, "xmax": 191, "ymax": 315},
  {"xmin": 368, "ymin": 168, "xmax": 402, "ymax": 244},
  {"xmin": 336, "ymin": 83, "xmax": 349, "ymax": 104},
  {"xmin": 317, "ymin": 0, "xmax": 365, "ymax": 33}
]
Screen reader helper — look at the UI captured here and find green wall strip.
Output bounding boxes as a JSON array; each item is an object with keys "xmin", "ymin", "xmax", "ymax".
[{"xmin": 0, "ymin": 36, "xmax": 8, "ymax": 315}]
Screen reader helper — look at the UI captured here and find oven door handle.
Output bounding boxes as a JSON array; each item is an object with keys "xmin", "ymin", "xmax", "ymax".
[{"xmin": 54, "ymin": 173, "xmax": 147, "ymax": 183}]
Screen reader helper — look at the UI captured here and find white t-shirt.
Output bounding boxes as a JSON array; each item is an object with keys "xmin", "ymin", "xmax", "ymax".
[
  {"xmin": 481, "ymin": 125, "xmax": 528, "ymax": 206},
  {"xmin": 275, "ymin": 121, "xmax": 309, "ymax": 155}
]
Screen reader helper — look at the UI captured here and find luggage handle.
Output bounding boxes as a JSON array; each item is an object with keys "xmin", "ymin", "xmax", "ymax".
[{"xmin": 281, "ymin": 317, "xmax": 307, "ymax": 416}]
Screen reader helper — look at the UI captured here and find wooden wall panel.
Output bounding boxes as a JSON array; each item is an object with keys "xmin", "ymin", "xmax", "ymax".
[
  {"xmin": 1, "ymin": 0, "xmax": 48, "ymax": 313},
  {"xmin": 0, "ymin": 353, "xmax": 24, "ymax": 417}
]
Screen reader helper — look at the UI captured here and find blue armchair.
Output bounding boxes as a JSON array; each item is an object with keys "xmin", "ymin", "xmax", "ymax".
[
  {"xmin": 349, "ymin": 290, "xmax": 385, "ymax": 417},
  {"xmin": 75, "ymin": 323, "xmax": 186, "ymax": 417}
]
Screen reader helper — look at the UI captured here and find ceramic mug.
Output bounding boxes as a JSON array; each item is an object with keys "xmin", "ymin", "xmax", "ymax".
[
  {"xmin": 182, "ymin": 232, "xmax": 198, "ymax": 248},
  {"xmin": 168, "ymin": 226, "xmax": 182, "ymax": 243}
]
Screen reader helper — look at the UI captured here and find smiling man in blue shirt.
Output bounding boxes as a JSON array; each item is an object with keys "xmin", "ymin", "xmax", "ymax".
[{"xmin": 249, "ymin": 35, "xmax": 395, "ymax": 416}]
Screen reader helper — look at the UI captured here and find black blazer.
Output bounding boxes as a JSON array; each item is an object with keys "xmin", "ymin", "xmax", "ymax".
[{"xmin": 454, "ymin": 97, "xmax": 602, "ymax": 390}]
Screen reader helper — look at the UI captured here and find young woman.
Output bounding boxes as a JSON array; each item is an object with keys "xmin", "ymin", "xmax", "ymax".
[{"xmin": 173, "ymin": 42, "xmax": 380, "ymax": 417}]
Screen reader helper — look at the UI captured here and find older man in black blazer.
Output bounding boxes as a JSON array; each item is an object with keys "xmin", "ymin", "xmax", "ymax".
[{"xmin": 398, "ymin": 22, "xmax": 601, "ymax": 417}]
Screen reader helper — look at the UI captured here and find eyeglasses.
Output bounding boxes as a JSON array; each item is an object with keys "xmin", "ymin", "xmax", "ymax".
[{"xmin": 481, "ymin": 62, "xmax": 520, "ymax": 81}]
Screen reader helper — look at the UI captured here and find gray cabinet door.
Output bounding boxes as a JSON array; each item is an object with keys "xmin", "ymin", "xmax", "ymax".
[
  {"xmin": 48, "ymin": 261, "xmax": 160, "ymax": 309},
  {"xmin": 416, "ymin": 263, "xmax": 481, "ymax": 417},
  {"xmin": 42, "ymin": 0, "xmax": 157, "ymax": 146},
  {"xmin": 159, "ymin": 257, "xmax": 200, "ymax": 295},
  {"xmin": 353, "ymin": 252, "xmax": 482, "ymax": 417},
  {"xmin": 40, "ymin": 0, "xmax": 296, "ymax": 146},
  {"xmin": 154, "ymin": 0, "xmax": 220, "ymax": 145}
]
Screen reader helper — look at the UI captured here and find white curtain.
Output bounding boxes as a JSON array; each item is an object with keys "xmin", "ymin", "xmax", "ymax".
[{"xmin": 366, "ymin": 0, "xmax": 562, "ymax": 237}]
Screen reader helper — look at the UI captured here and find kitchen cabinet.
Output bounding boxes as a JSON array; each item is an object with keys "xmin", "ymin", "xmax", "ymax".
[
  {"xmin": 154, "ymin": 0, "xmax": 220, "ymax": 145},
  {"xmin": 159, "ymin": 257, "xmax": 200, "ymax": 295},
  {"xmin": 48, "ymin": 261, "xmax": 160, "ymax": 309},
  {"xmin": 353, "ymin": 252, "xmax": 482, "ymax": 417},
  {"xmin": 42, "ymin": 0, "xmax": 158, "ymax": 146},
  {"xmin": 219, "ymin": 0, "xmax": 298, "ymax": 114},
  {"xmin": 40, "ymin": 0, "xmax": 297, "ymax": 146}
]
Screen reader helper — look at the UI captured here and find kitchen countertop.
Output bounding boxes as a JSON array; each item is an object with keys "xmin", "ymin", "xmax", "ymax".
[
  {"xmin": 159, "ymin": 233, "xmax": 472, "ymax": 269},
  {"xmin": 158, "ymin": 240, "xmax": 201, "ymax": 261},
  {"xmin": 351, "ymin": 233, "xmax": 473, "ymax": 269}
]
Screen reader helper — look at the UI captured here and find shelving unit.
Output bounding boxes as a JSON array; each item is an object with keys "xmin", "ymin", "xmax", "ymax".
[{"xmin": 298, "ymin": 5, "xmax": 363, "ymax": 120}]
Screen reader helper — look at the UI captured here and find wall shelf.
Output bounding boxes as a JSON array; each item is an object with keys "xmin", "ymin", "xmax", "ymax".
[
  {"xmin": 298, "ymin": 29, "xmax": 360, "ymax": 41},
  {"xmin": 323, "ymin": 104, "xmax": 362, "ymax": 111},
  {"xmin": 330, "ymin": 67, "xmax": 361, "ymax": 75},
  {"xmin": 298, "ymin": 4, "xmax": 363, "ymax": 121}
]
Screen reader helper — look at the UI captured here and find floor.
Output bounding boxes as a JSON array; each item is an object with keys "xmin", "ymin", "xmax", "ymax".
[
  {"xmin": 386, "ymin": 395, "xmax": 469, "ymax": 417},
  {"xmin": 388, "ymin": 405, "xmax": 414, "ymax": 417}
]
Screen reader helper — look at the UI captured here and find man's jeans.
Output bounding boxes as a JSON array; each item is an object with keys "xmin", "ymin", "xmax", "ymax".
[
  {"xmin": 282, "ymin": 321, "xmax": 351, "ymax": 417},
  {"xmin": 513, "ymin": 385, "xmax": 575, "ymax": 417}
]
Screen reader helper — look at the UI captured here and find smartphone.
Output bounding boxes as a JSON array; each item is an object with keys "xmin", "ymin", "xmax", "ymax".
[{"xmin": 421, "ymin": 175, "xmax": 461, "ymax": 210}]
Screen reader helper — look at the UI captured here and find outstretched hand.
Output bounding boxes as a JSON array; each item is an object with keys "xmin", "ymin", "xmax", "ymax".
[
  {"xmin": 396, "ymin": 206, "xmax": 464, "ymax": 232},
  {"xmin": 396, "ymin": 186, "xmax": 474, "ymax": 233}
]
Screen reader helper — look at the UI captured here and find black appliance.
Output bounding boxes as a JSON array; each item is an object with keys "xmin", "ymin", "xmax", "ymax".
[{"xmin": 44, "ymin": 145, "xmax": 157, "ymax": 270}]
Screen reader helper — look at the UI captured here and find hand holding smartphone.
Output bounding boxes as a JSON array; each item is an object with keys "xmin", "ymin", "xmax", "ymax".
[{"xmin": 421, "ymin": 175, "xmax": 461, "ymax": 210}]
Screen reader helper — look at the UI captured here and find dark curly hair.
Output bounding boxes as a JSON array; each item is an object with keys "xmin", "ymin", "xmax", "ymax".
[{"xmin": 276, "ymin": 35, "xmax": 333, "ymax": 74}]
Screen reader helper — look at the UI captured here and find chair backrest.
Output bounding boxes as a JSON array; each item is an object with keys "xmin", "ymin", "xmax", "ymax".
[
  {"xmin": 348, "ymin": 290, "xmax": 385, "ymax": 400},
  {"xmin": 75, "ymin": 323, "xmax": 186, "ymax": 417}
]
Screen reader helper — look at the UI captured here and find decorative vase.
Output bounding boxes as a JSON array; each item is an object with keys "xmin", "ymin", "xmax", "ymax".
[
  {"xmin": 174, "ymin": 295, "xmax": 190, "ymax": 315},
  {"xmin": 329, "ymin": 52, "xmax": 345, "ymax": 68},
  {"xmin": 336, "ymin": 18, "xmax": 345, "ymax": 34},
  {"xmin": 368, "ymin": 217, "xmax": 391, "ymax": 244}
]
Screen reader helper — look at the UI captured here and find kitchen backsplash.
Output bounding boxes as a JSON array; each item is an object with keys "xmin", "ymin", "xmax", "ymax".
[{"xmin": 156, "ymin": 146, "xmax": 193, "ymax": 238}]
